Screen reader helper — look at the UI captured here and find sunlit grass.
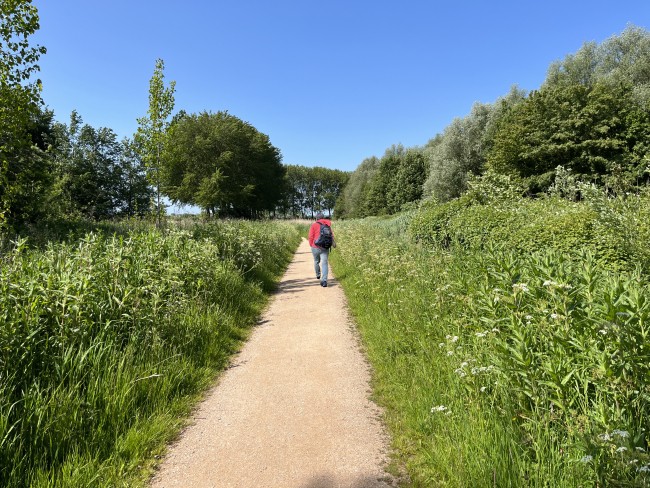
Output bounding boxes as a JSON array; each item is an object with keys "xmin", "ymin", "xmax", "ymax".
[
  {"xmin": 0, "ymin": 220, "xmax": 301, "ymax": 487},
  {"xmin": 331, "ymin": 211, "xmax": 650, "ymax": 487}
]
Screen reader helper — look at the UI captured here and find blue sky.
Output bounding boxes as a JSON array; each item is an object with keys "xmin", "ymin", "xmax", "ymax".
[{"xmin": 32, "ymin": 0, "xmax": 650, "ymax": 173}]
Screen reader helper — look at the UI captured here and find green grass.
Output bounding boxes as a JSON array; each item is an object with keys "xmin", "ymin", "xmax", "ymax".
[
  {"xmin": 0, "ymin": 219, "xmax": 301, "ymax": 487},
  {"xmin": 331, "ymin": 208, "xmax": 650, "ymax": 487}
]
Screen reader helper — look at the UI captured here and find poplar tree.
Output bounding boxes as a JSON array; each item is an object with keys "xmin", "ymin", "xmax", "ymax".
[{"xmin": 136, "ymin": 58, "xmax": 175, "ymax": 227}]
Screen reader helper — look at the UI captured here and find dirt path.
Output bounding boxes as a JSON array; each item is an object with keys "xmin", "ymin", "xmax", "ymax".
[{"xmin": 150, "ymin": 239, "xmax": 395, "ymax": 488}]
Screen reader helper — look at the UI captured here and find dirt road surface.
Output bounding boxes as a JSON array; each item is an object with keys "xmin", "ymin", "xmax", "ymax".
[{"xmin": 150, "ymin": 239, "xmax": 395, "ymax": 488}]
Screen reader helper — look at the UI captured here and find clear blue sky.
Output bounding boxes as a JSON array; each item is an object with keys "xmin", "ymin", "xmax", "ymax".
[{"xmin": 32, "ymin": 0, "xmax": 650, "ymax": 173}]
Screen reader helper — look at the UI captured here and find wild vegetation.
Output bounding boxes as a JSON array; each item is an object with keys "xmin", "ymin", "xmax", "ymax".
[
  {"xmin": 330, "ymin": 179, "xmax": 650, "ymax": 486},
  {"xmin": 4, "ymin": 2, "xmax": 650, "ymax": 486},
  {"xmin": 0, "ymin": 219, "xmax": 300, "ymax": 487}
]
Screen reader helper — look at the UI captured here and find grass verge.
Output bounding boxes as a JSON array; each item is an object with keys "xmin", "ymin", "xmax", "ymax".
[{"xmin": 0, "ymin": 220, "xmax": 301, "ymax": 487}]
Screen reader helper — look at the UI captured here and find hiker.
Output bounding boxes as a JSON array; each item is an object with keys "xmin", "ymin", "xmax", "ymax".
[{"xmin": 308, "ymin": 212, "xmax": 335, "ymax": 287}]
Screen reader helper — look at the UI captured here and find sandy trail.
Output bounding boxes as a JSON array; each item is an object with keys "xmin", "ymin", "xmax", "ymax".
[{"xmin": 150, "ymin": 239, "xmax": 394, "ymax": 488}]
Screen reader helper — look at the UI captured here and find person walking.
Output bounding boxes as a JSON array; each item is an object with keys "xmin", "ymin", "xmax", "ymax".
[{"xmin": 308, "ymin": 212, "xmax": 335, "ymax": 287}]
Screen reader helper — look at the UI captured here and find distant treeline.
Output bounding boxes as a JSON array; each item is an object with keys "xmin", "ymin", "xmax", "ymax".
[
  {"xmin": 336, "ymin": 25, "xmax": 650, "ymax": 218},
  {"xmin": 278, "ymin": 165, "xmax": 349, "ymax": 218}
]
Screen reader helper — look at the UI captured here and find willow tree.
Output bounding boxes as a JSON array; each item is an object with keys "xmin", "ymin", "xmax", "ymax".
[{"xmin": 135, "ymin": 58, "xmax": 175, "ymax": 227}]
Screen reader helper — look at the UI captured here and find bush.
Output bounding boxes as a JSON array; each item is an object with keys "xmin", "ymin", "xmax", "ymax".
[{"xmin": 410, "ymin": 192, "xmax": 635, "ymax": 271}]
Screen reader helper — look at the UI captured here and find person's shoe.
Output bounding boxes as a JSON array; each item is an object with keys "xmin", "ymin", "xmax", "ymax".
[
  {"xmin": 320, "ymin": 281, "xmax": 327, "ymax": 287},
  {"xmin": 316, "ymin": 274, "xmax": 320, "ymax": 280}
]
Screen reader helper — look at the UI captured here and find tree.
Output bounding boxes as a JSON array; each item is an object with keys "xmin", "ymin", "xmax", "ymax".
[
  {"xmin": 163, "ymin": 111, "xmax": 285, "ymax": 218},
  {"xmin": 487, "ymin": 80, "xmax": 648, "ymax": 192},
  {"xmin": 51, "ymin": 111, "xmax": 152, "ymax": 219},
  {"xmin": 365, "ymin": 145, "xmax": 405, "ymax": 215},
  {"xmin": 388, "ymin": 149, "xmax": 427, "ymax": 211},
  {"xmin": 118, "ymin": 137, "xmax": 153, "ymax": 217},
  {"xmin": 336, "ymin": 156, "xmax": 380, "ymax": 218},
  {"xmin": 423, "ymin": 103, "xmax": 494, "ymax": 202},
  {"xmin": 135, "ymin": 58, "xmax": 175, "ymax": 227},
  {"xmin": 283, "ymin": 165, "xmax": 309, "ymax": 217},
  {"xmin": 0, "ymin": 0, "xmax": 47, "ymax": 229}
]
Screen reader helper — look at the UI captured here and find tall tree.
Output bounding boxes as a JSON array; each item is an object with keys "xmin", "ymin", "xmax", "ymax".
[
  {"xmin": 0, "ymin": 0, "xmax": 47, "ymax": 229},
  {"xmin": 163, "ymin": 111, "xmax": 284, "ymax": 218},
  {"xmin": 135, "ymin": 58, "xmax": 175, "ymax": 227},
  {"xmin": 487, "ymin": 80, "xmax": 648, "ymax": 192},
  {"xmin": 336, "ymin": 156, "xmax": 380, "ymax": 218}
]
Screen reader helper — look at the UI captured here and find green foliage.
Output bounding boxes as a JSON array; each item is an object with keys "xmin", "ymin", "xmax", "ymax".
[
  {"xmin": 487, "ymin": 80, "xmax": 649, "ymax": 192},
  {"xmin": 410, "ymin": 180, "xmax": 640, "ymax": 272},
  {"xmin": 135, "ymin": 59, "xmax": 176, "ymax": 227},
  {"xmin": 337, "ymin": 146, "xmax": 428, "ymax": 218},
  {"xmin": 281, "ymin": 164, "xmax": 348, "ymax": 218},
  {"xmin": 0, "ymin": 220, "xmax": 300, "ymax": 486},
  {"xmin": 339, "ymin": 25, "xmax": 650, "ymax": 216},
  {"xmin": 545, "ymin": 25, "xmax": 650, "ymax": 91},
  {"xmin": 335, "ymin": 156, "xmax": 380, "ymax": 218},
  {"xmin": 0, "ymin": 0, "xmax": 47, "ymax": 230},
  {"xmin": 331, "ymin": 217, "xmax": 650, "ymax": 487},
  {"xmin": 423, "ymin": 103, "xmax": 492, "ymax": 202},
  {"xmin": 163, "ymin": 111, "xmax": 284, "ymax": 218},
  {"xmin": 50, "ymin": 111, "xmax": 152, "ymax": 221}
]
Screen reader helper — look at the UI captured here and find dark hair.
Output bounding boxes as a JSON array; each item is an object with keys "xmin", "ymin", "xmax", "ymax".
[{"xmin": 315, "ymin": 212, "xmax": 325, "ymax": 220}]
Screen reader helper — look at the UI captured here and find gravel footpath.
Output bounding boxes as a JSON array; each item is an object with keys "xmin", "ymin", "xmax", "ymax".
[{"xmin": 149, "ymin": 238, "xmax": 395, "ymax": 488}]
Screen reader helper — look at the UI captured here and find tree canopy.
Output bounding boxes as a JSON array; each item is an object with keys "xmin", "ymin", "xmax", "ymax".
[
  {"xmin": 163, "ymin": 111, "xmax": 285, "ymax": 218},
  {"xmin": 281, "ymin": 165, "xmax": 349, "ymax": 218}
]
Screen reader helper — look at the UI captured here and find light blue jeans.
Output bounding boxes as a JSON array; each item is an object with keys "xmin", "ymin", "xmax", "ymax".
[{"xmin": 311, "ymin": 246, "xmax": 329, "ymax": 282}]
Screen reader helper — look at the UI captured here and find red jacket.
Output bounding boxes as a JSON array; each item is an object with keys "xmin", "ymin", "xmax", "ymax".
[{"xmin": 309, "ymin": 219, "xmax": 333, "ymax": 248}]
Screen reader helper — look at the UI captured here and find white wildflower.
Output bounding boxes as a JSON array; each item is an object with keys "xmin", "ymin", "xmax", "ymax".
[
  {"xmin": 454, "ymin": 368, "xmax": 467, "ymax": 377},
  {"xmin": 451, "ymin": 335, "xmax": 459, "ymax": 342},
  {"xmin": 580, "ymin": 455, "xmax": 593, "ymax": 463},
  {"xmin": 598, "ymin": 433, "xmax": 613, "ymax": 442},
  {"xmin": 612, "ymin": 430, "xmax": 629, "ymax": 438},
  {"xmin": 617, "ymin": 446, "xmax": 628, "ymax": 453},
  {"xmin": 431, "ymin": 405, "xmax": 448, "ymax": 413},
  {"xmin": 447, "ymin": 350, "xmax": 454, "ymax": 356},
  {"xmin": 475, "ymin": 332, "xmax": 487, "ymax": 338},
  {"xmin": 512, "ymin": 283, "xmax": 529, "ymax": 293},
  {"xmin": 460, "ymin": 361, "xmax": 469, "ymax": 368},
  {"xmin": 550, "ymin": 313, "xmax": 559, "ymax": 320},
  {"xmin": 638, "ymin": 465, "xmax": 650, "ymax": 473},
  {"xmin": 480, "ymin": 386, "xmax": 487, "ymax": 392},
  {"xmin": 439, "ymin": 343, "xmax": 445, "ymax": 348}
]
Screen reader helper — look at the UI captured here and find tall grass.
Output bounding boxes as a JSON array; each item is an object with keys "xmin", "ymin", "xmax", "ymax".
[
  {"xmin": 0, "ymin": 220, "xmax": 300, "ymax": 487},
  {"xmin": 331, "ymin": 203, "xmax": 650, "ymax": 487}
]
